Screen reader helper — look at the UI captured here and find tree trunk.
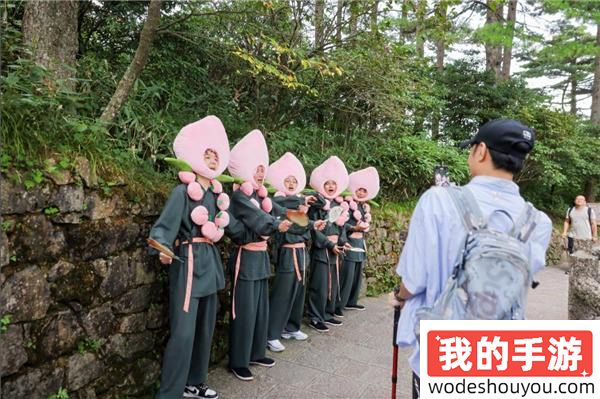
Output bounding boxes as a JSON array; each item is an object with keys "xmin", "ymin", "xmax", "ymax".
[
  {"xmin": 500, "ymin": 0, "xmax": 517, "ymax": 80},
  {"xmin": 591, "ymin": 23, "xmax": 600, "ymax": 124},
  {"xmin": 314, "ymin": 0, "xmax": 325, "ymax": 52},
  {"xmin": 399, "ymin": 0, "xmax": 411, "ymax": 43},
  {"xmin": 22, "ymin": 0, "xmax": 79, "ymax": 89},
  {"xmin": 100, "ymin": 0, "xmax": 162, "ymax": 124},
  {"xmin": 349, "ymin": 0, "xmax": 358, "ymax": 35},
  {"xmin": 370, "ymin": 0, "xmax": 378, "ymax": 36},
  {"xmin": 485, "ymin": 0, "xmax": 503, "ymax": 79},
  {"xmin": 432, "ymin": 2, "xmax": 447, "ymax": 140},
  {"xmin": 570, "ymin": 74, "xmax": 577, "ymax": 116},
  {"xmin": 584, "ymin": 178, "xmax": 597, "ymax": 202},
  {"xmin": 415, "ymin": 0, "xmax": 426, "ymax": 58},
  {"xmin": 336, "ymin": 0, "xmax": 343, "ymax": 43}
]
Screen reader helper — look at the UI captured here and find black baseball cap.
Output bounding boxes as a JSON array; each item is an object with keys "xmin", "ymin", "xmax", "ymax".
[{"xmin": 459, "ymin": 119, "xmax": 535, "ymax": 159}]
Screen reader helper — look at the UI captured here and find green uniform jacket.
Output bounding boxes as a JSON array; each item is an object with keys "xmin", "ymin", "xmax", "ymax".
[
  {"xmin": 227, "ymin": 190, "xmax": 286, "ymax": 281},
  {"xmin": 308, "ymin": 195, "xmax": 347, "ymax": 263},
  {"xmin": 149, "ymin": 184, "xmax": 244, "ymax": 297},
  {"xmin": 344, "ymin": 202, "xmax": 367, "ymax": 263},
  {"xmin": 272, "ymin": 195, "xmax": 311, "ymax": 273}
]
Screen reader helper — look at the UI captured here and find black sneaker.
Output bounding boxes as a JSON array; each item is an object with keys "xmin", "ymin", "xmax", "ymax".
[
  {"xmin": 184, "ymin": 383, "xmax": 219, "ymax": 399},
  {"xmin": 324, "ymin": 318, "xmax": 343, "ymax": 326},
  {"xmin": 334, "ymin": 309, "xmax": 344, "ymax": 318},
  {"xmin": 309, "ymin": 320, "xmax": 329, "ymax": 332},
  {"xmin": 230, "ymin": 367, "xmax": 253, "ymax": 381},
  {"xmin": 344, "ymin": 304, "xmax": 366, "ymax": 311},
  {"xmin": 249, "ymin": 357, "xmax": 275, "ymax": 367}
]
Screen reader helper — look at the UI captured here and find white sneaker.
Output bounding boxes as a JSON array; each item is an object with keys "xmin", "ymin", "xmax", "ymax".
[
  {"xmin": 267, "ymin": 339, "xmax": 285, "ymax": 352},
  {"xmin": 281, "ymin": 330, "xmax": 308, "ymax": 341}
]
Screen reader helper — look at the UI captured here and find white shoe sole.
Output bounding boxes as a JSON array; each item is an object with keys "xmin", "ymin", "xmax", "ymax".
[
  {"xmin": 344, "ymin": 306, "xmax": 366, "ymax": 311},
  {"xmin": 249, "ymin": 360, "xmax": 276, "ymax": 368},
  {"xmin": 281, "ymin": 333, "xmax": 308, "ymax": 341},
  {"xmin": 267, "ymin": 344, "xmax": 285, "ymax": 352},
  {"xmin": 183, "ymin": 394, "xmax": 219, "ymax": 399}
]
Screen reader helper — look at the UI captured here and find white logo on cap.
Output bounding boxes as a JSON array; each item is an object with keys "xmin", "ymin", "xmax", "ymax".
[{"xmin": 522, "ymin": 130, "xmax": 532, "ymax": 140}]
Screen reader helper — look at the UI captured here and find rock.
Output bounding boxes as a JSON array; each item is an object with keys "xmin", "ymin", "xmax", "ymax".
[
  {"xmin": 65, "ymin": 220, "xmax": 140, "ymax": 261},
  {"xmin": 92, "ymin": 259, "xmax": 108, "ymax": 279},
  {"xmin": 39, "ymin": 310, "xmax": 85, "ymax": 357},
  {"xmin": 50, "ymin": 185, "xmax": 85, "ymax": 212},
  {"xmin": 118, "ymin": 313, "xmax": 147, "ymax": 334},
  {"xmin": 99, "ymin": 254, "xmax": 133, "ymax": 299},
  {"xmin": 45, "ymin": 159, "xmax": 73, "ymax": 185},
  {"xmin": 0, "ymin": 266, "xmax": 51, "ymax": 322},
  {"xmin": 51, "ymin": 262, "xmax": 100, "ymax": 306},
  {"xmin": 67, "ymin": 352, "xmax": 104, "ymax": 391},
  {"xmin": 146, "ymin": 304, "xmax": 167, "ymax": 330},
  {"xmin": 48, "ymin": 260, "xmax": 76, "ymax": 282},
  {"xmin": 74, "ymin": 387, "xmax": 97, "ymax": 399},
  {"xmin": 383, "ymin": 241, "xmax": 393, "ymax": 254},
  {"xmin": 74, "ymin": 156, "xmax": 97, "ymax": 187},
  {"xmin": 1, "ymin": 366, "xmax": 64, "ymax": 399},
  {"xmin": 113, "ymin": 286, "xmax": 152, "ymax": 315},
  {"xmin": 106, "ymin": 332, "xmax": 153, "ymax": 359},
  {"xmin": 0, "ymin": 226, "xmax": 9, "ymax": 268},
  {"xmin": 84, "ymin": 192, "xmax": 118, "ymax": 220},
  {"xmin": 82, "ymin": 305, "xmax": 116, "ymax": 339},
  {"xmin": 123, "ymin": 357, "xmax": 161, "ymax": 395},
  {"xmin": 0, "ymin": 176, "xmax": 50, "ymax": 214},
  {"xmin": 0, "ymin": 324, "xmax": 27, "ymax": 376},
  {"xmin": 52, "ymin": 213, "xmax": 82, "ymax": 224},
  {"xmin": 131, "ymin": 249, "xmax": 156, "ymax": 285},
  {"xmin": 14, "ymin": 214, "xmax": 65, "ymax": 262}
]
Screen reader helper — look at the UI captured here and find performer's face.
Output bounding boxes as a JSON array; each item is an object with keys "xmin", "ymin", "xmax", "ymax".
[
  {"xmin": 355, "ymin": 188, "xmax": 368, "ymax": 200},
  {"xmin": 324, "ymin": 180, "xmax": 337, "ymax": 196},
  {"xmin": 203, "ymin": 149, "xmax": 219, "ymax": 171},
  {"xmin": 254, "ymin": 165, "xmax": 265, "ymax": 185},
  {"xmin": 284, "ymin": 175, "xmax": 298, "ymax": 192}
]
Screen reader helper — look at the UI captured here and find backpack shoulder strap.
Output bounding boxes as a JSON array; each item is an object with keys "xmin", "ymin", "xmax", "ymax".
[
  {"xmin": 567, "ymin": 206, "xmax": 573, "ymax": 222},
  {"xmin": 446, "ymin": 186, "xmax": 485, "ymax": 232},
  {"xmin": 510, "ymin": 202, "xmax": 537, "ymax": 242}
]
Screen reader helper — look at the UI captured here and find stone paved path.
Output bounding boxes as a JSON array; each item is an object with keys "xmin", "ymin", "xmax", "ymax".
[{"xmin": 208, "ymin": 265, "xmax": 568, "ymax": 398}]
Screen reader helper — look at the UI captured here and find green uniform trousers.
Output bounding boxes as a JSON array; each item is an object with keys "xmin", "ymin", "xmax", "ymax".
[
  {"xmin": 157, "ymin": 293, "xmax": 217, "ymax": 399},
  {"xmin": 308, "ymin": 258, "xmax": 339, "ymax": 323},
  {"xmin": 337, "ymin": 260, "xmax": 364, "ymax": 312},
  {"xmin": 228, "ymin": 278, "xmax": 269, "ymax": 368},
  {"xmin": 268, "ymin": 272, "xmax": 305, "ymax": 339}
]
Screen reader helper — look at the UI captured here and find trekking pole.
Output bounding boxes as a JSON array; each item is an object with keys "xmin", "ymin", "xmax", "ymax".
[{"xmin": 391, "ymin": 305, "xmax": 401, "ymax": 399}]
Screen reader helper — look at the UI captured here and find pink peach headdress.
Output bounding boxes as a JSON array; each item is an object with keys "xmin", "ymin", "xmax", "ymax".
[
  {"xmin": 266, "ymin": 152, "xmax": 306, "ymax": 196},
  {"xmin": 348, "ymin": 167, "xmax": 380, "ymax": 201},
  {"xmin": 228, "ymin": 130, "xmax": 269, "ymax": 190},
  {"xmin": 309, "ymin": 156, "xmax": 349, "ymax": 200},
  {"xmin": 173, "ymin": 115, "xmax": 230, "ymax": 180}
]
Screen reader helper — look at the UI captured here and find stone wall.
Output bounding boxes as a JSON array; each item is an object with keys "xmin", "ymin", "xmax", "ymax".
[
  {"xmin": 0, "ymin": 165, "xmax": 168, "ymax": 399},
  {"xmin": 568, "ymin": 239, "xmax": 600, "ymax": 320}
]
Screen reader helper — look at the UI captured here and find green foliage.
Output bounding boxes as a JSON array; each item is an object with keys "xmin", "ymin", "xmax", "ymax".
[
  {"xmin": 44, "ymin": 207, "xmax": 60, "ymax": 216},
  {"xmin": 366, "ymin": 266, "xmax": 400, "ymax": 297},
  {"xmin": 2, "ymin": 0, "xmax": 597, "ymax": 211},
  {"xmin": 0, "ymin": 314, "xmax": 12, "ymax": 334},
  {"xmin": 48, "ymin": 388, "xmax": 69, "ymax": 399},
  {"xmin": 77, "ymin": 338, "xmax": 103, "ymax": 354}
]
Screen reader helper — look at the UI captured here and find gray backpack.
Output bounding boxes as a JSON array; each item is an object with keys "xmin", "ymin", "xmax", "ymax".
[{"xmin": 415, "ymin": 186, "xmax": 538, "ymax": 330}]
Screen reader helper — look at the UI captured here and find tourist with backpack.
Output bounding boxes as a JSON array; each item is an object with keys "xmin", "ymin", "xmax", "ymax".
[
  {"xmin": 391, "ymin": 119, "xmax": 553, "ymax": 399},
  {"xmin": 561, "ymin": 195, "xmax": 597, "ymax": 254}
]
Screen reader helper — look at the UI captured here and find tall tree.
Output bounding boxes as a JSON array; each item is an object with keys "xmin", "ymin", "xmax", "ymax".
[
  {"xmin": 349, "ymin": 0, "xmax": 358, "ymax": 35},
  {"xmin": 100, "ymin": 0, "xmax": 162, "ymax": 123},
  {"xmin": 415, "ymin": 0, "xmax": 427, "ymax": 58},
  {"xmin": 370, "ymin": 0, "xmax": 379, "ymax": 35},
  {"xmin": 336, "ymin": 0, "xmax": 344, "ymax": 43},
  {"xmin": 592, "ymin": 23, "xmax": 600, "ymax": 124},
  {"xmin": 22, "ymin": 0, "xmax": 78, "ymax": 88},
  {"xmin": 500, "ymin": 0, "xmax": 517, "ymax": 80},
  {"xmin": 485, "ymin": 0, "xmax": 503, "ymax": 79},
  {"xmin": 314, "ymin": 0, "xmax": 325, "ymax": 51}
]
